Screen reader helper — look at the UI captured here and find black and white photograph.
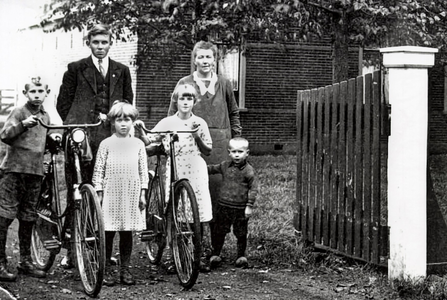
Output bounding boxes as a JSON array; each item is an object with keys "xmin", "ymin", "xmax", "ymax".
[{"xmin": 1, "ymin": 0, "xmax": 447, "ymax": 299}]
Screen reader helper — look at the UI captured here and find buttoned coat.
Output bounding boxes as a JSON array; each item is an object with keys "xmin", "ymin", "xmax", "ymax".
[{"xmin": 56, "ymin": 56, "xmax": 133, "ymax": 126}]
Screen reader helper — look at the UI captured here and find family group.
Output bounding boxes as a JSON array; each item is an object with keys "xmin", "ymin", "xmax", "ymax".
[{"xmin": 0, "ymin": 23, "xmax": 259, "ymax": 287}]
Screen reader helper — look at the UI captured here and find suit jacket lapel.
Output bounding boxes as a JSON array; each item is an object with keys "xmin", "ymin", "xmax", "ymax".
[
  {"xmin": 82, "ymin": 57, "xmax": 97, "ymax": 94},
  {"xmin": 109, "ymin": 59, "xmax": 122, "ymax": 97}
]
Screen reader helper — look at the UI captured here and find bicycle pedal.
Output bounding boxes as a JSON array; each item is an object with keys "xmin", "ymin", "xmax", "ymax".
[
  {"xmin": 177, "ymin": 231, "xmax": 194, "ymax": 237},
  {"xmin": 140, "ymin": 230, "xmax": 156, "ymax": 241},
  {"xmin": 44, "ymin": 239, "xmax": 61, "ymax": 250},
  {"xmin": 38, "ymin": 207, "xmax": 51, "ymax": 215},
  {"xmin": 37, "ymin": 212, "xmax": 58, "ymax": 225}
]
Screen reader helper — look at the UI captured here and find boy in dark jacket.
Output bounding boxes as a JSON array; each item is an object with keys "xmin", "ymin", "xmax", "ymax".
[
  {"xmin": 0, "ymin": 76, "xmax": 51, "ymax": 281},
  {"xmin": 207, "ymin": 137, "xmax": 258, "ymax": 269}
]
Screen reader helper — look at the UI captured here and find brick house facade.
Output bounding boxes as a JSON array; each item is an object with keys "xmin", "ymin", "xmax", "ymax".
[
  {"xmin": 136, "ymin": 41, "xmax": 360, "ymax": 154},
  {"xmin": 17, "ymin": 27, "xmax": 362, "ymax": 154},
  {"xmin": 428, "ymin": 56, "xmax": 447, "ymax": 154}
]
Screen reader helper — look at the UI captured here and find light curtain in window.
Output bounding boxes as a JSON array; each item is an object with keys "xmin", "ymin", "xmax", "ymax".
[{"xmin": 218, "ymin": 49, "xmax": 239, "ymax": 91}]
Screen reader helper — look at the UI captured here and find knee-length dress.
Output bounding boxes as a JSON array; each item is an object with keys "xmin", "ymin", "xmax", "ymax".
[
  {"xmin": 168, "ymin": 73, "xmax": 242, "ymax": 214},
  {"xmin": 153, "ymin": 113, "xmax": 213, "ymax": 222},
  {"xmin": 93, "ymin": 134, "xmax": 149, "ymax": 231}
]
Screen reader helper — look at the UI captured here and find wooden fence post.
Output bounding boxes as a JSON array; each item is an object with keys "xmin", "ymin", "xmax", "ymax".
[{"xmin": 380, "ymin": 46, "xmax": 438, "ymax": 281}]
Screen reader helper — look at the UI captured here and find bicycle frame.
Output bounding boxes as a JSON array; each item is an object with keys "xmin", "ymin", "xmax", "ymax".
[
  {"xmin": 33, "ymin": 118, "xmax": 106, "ymax": 297},
  {"xmin": 141, "ymin": 132, "xmax": 190, "ymax": 241},
  {"xmin": 38, "ymin": 118, "xmax": 103, "ymax": 221},
  {"xmin": 140, "ymin": 126, "xmax": 199, "ymax": 214},
  {"xmin": 139, "ymin": 123, "xmax": 202, "ymax": 288}
]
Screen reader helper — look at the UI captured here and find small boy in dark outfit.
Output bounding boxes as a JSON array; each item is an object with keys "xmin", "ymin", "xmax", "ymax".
[
  {"xmin": 207, "ymin": 137, "xmax": 258, "ymax": 268},
  {"xmin": 0, "ymin": 76, "xmax": 50, "ymax": 281}
]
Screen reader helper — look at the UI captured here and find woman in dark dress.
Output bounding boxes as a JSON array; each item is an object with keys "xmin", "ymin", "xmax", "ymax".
[{"xmin": 168, "ymin": 41, "xmax": 242, "ymax": 271}]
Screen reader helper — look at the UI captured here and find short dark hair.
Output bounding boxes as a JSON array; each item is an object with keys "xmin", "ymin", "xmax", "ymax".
[
  {"xmin": 87, "ymin": 24, "xmax": 112, "ymax": 41},
  {"xmin": 24, "ymin": 76, "xmax": 48, "ymax": 92},
  {"xmin": 192, "ymin": 41, "xmax": 218, "ymax": 59}
]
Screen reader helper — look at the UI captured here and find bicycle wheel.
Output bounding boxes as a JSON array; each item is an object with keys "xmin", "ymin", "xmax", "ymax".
[
  {"xmin": 31, "ymin": 172, "xmax": 57, "ymax": 271},
  {"xmin": 145, "ymin": 171, "xmax": 166, "ymax": 264},
  {"xmin": 73, "ymin": 184, "xmax": 105, "ymax": 298},
  {"xmin": 31, "ymin": 219, "xmax": 57, "ymax": 271},
  {"xmin": 170, "ymin": 179, "xmax": 201, "ymax": 289}
]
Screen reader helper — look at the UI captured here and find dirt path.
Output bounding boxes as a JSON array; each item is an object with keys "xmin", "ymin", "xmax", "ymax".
[{"xmin": 0, "ymin": 220, "xmax": 395, "ymax": 300}]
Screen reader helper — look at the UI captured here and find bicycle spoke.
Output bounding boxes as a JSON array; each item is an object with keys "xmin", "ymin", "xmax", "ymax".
[
  {"xmin": 144, "ymin": 171, "xmax": 166, "ymax": 264},
  {"xmin": 74, "ymin": 184, "xmax": 105, "ymax": 298},
  {"xmin": 171, "ymin": 180, "xmax": 201, "ymax": 289},
  {"xmin": 31, "ymin": 171, "xmax": 58, "ymax": 271},
  {"xmin": 81, "ymin": 203, "xmax": 100, "ymax": 283},
  {"xmin": 173, "ymin": 224, "xmax": 194, "ymax": 278}
]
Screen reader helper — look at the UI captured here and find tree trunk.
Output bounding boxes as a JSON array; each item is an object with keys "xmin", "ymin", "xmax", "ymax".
[{"xmin": 332, "ymin": 12, "xmax": 349, "ymax": 83}]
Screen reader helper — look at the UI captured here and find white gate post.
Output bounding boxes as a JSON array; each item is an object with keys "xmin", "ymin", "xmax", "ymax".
[{"xmin": 380, "ymin": 46, "xmax": 438, "ymax": 281}]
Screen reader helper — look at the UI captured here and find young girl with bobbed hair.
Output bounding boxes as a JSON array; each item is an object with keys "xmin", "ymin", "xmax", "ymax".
[
  {"xmin": 93, "ymin": 100, "xmax": 149, "ymax": 286},
  {"xmin": 137, "ymin": 84, "xmax": 213, "ymax": 272}
]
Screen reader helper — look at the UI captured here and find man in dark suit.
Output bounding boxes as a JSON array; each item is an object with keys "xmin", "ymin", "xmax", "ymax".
[
  {"xmin": 57, "ymin": 23, "xmax": 134, "ymax": 157},
  {"xmin": 56, "ymin": 24, "xmax": 134, "ymax": 272}
]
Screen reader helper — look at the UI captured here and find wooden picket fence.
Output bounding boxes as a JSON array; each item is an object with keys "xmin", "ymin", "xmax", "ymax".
[{"xmin": 295, "ymin": 70, "xmax": 389, "ymax": 266}]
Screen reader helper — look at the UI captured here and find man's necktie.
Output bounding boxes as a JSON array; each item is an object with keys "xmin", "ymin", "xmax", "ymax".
[{"xmin": 98, "ymin": 59, "xmax": 106, "ymax": 78}]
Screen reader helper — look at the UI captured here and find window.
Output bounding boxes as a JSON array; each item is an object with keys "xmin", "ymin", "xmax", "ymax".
[{"xmin": 217, "ymin": 46, "xmax": 246, "ymax": 109}]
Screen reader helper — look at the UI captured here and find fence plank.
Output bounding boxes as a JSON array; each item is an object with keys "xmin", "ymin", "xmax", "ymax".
[
  {"xmin": 315, "ymin": 87, "xmax": 325, "ymax": 243},
  {"xmin": 301, "ymin": 90, "xmax": 311, "ymax": 240},
  {"xmin": 297, "ymin": 91, "xmax": 304, "ymax": 233},
  {"xmin": 338, "ymin": 81, "xmax": 348, "ymax": 253},
  {"xmin": 371, "ymin": 70, "xmax": 382, "ymax": 264},
  {"xmin": 308, "ymin": 89, "xmax": 318, "ymax": 242},
  {"xmin": 330, "ymin": 83, "xmax": 340, "ymax": 249},
  {"xmin": 354, "ymin": 76, "xmax": 364, "ymax": 258},
  {"xmin": 363, "ymin": 73, "xmax": 373, "ymax": 261},
  {"xmin": 322, "ymin": 86, "xmax": 332, "ymax": 246},
  {"xmin": 345, "ymin": 78, "xmax": 356, "ymax": 255}
]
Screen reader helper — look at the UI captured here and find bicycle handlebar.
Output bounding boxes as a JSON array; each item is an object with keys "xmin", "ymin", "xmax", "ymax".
[
  {"xmin": 37, "ymin": 118, "xmax": 103, "ymax": 130},
  {"xmin": 136, "ymin": 121, "xmax": 199, "ymax": 134}
]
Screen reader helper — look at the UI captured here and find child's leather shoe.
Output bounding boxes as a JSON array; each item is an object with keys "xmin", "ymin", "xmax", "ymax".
[
  {"xmin": 0, "ymin": 264, "xmax": 16, "ymax": 281},
  {"xmin": 235, "ymin": 256, "xmax": 248, "ymax": 268},
  {"xmin": 17, "ymin": 259, "xmax": 46, "ymax": 278},
  {"xmin": 120, "ymin": 269, "xmax": 135, "ymax": 285},
  {"xmin": 103, "ymin": 268, "xmax": 115, "ymax": 286},
  {"xmin": 209, "ymin": 255, "xmax": 222, "ymax": 269}
]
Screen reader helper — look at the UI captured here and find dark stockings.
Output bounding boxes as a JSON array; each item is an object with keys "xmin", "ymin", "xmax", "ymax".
[
  {"xmin": 0, "ymin": 217, "xmax": 13, "ymax": 265},
  {"xmin": 105, "ymin": 231, "xmax": 133, "ymax": 270},
  {"xmin": 212, "ymin": 232, "xmax": 247, "ymax": 258},
  {"xmin": 236, "ymin": 234, "xmax": 247, "ymax": 258},
  {"xmin": 211, "ymin": 232, "xmax": 226, "ymax": 257},
  {"xmin": 18, "ymin": 220, "xmax": 34, "ymax": 260}
]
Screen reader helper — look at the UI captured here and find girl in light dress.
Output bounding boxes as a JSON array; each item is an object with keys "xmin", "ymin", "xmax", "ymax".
[
  {"xmin": 137, "ymin": 83, "xmax": 213, "ymax": 272},
  {"xmin": 93, "ymin": 101, "xmax": 149, "ymax": 286}
]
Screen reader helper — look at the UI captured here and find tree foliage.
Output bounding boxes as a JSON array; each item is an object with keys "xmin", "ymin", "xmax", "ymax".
[{"xmin": 44, "ymin": 0, "xmax": 447, "ymax": 80}]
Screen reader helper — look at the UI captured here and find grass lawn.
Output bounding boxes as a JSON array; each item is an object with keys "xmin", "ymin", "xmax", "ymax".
[{"xmin": 243, "ymin": 155, "xmax": 298, "ymax": 265}]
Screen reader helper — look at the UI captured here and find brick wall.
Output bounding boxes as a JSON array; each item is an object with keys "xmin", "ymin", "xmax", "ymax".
[
  {"xmin": 136, "ymin": 42, "xmax": 360, "ymax": 154},
  {"xmin": 429, "ymin": 56, "xmax": 447, "ymax": 154}
]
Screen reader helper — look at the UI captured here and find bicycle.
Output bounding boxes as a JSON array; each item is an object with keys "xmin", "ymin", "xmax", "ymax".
[
  {"xmin": 30, "ymin": 119, "xmax": 106, "ymax": 298},
  {"xmin": 138, "ymin": 124, "xmax": 202, "ymax": 289}
]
